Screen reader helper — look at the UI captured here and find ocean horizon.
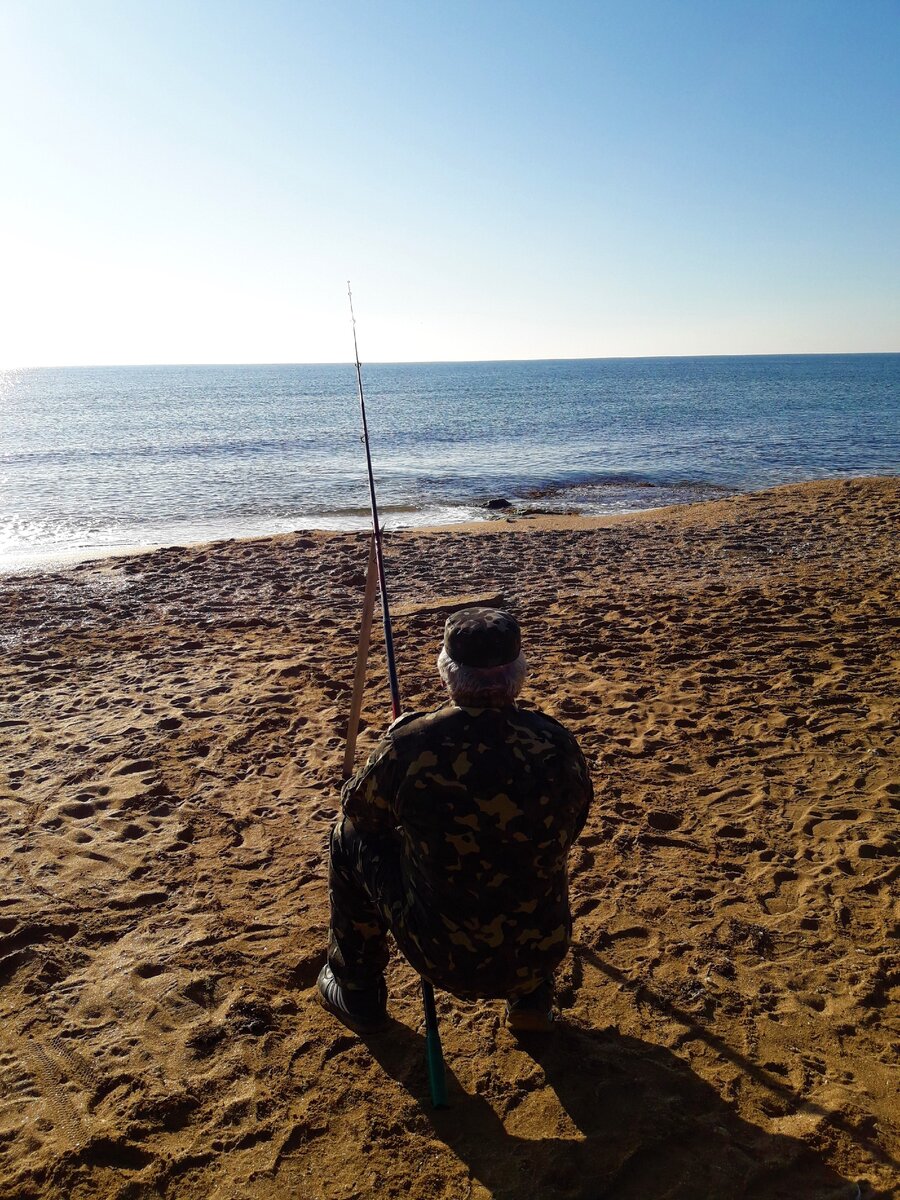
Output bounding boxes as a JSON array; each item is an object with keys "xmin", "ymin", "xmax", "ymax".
[
  {"xmin": 2, "ymin": 353, "xmax": 898, "ymax": 572},
  {"xmin": 11, "ymin": 350, "xmax": 900, "ymax": 370}
]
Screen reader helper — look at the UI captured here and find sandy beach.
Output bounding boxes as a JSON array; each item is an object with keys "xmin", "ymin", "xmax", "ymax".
[{"xmin": 0, "ymin": 476, "xmax": 897, "ymax": 1199}]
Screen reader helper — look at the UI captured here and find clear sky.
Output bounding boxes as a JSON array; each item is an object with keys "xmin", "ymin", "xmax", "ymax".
[{"xmin": 1, "ymin": 0, "xmax": 898, "ymax": 366}]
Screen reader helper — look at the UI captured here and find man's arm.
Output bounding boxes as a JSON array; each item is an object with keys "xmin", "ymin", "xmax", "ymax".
[{"xmin": 340, "ymin": 711, "xmax": 419, "ymax": 835}]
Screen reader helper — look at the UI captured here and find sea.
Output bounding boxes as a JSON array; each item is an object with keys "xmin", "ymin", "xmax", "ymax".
[{"xmin": 1, "ymin": 354, "xmax": 898, "ymax": 572}]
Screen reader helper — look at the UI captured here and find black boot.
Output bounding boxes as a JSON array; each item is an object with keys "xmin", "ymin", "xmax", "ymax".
[
  {"xmin": 316, "ymin": 963, "xmax": 389, "ymax": 1034},
  {"xmin": 505, "ymin": 979, "xmax": 555, "ymax": 1033}
]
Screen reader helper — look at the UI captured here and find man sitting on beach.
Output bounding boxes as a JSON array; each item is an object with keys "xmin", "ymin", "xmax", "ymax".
[{"xmin": 317, "ymin": 607, "xmax": 593, "ymax": 1034}]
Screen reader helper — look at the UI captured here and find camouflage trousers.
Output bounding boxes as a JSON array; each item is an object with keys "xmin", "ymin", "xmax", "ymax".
[
  {"xmin": 327, "ymin": 816, "xmax": 559, "ymax": 999},
  {"xmin": 327, "ymin": 815, "xmax": 405, "ymax": 989}
]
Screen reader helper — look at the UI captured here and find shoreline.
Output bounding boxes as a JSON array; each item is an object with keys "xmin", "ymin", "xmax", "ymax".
[
  {"xmin": 2, "ymin": 473, "xmax": 896, "ymax": 579},
  {"xmin": 0, "ymin": 475, "xmax": 897, "ymax": 1196},
  {"xmin": 0, "ymin": 506, "xmax": 653, "ymax": 577},
  {"xmin": 0, "ymin": 497, "xmax": 678, "ymax": 577}
]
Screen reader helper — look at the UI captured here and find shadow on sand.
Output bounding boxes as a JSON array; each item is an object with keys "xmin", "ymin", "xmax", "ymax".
[{"xmin": 363, "ymin": 999, "xmax": 869, "ymax": 1200}]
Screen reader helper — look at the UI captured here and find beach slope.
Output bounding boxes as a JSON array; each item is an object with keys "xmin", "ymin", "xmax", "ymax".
[{"xmin": 0, "ymin": 477, "xmax": 897, "ymax": 1198}]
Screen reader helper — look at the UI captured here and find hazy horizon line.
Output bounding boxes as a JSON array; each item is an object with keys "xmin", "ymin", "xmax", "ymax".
[{"xmin": 5, "ymin": 349, "xmax": 899, "ymax": 372}]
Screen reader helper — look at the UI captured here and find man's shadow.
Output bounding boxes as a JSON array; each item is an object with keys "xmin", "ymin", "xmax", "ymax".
[{"xmin": 363, "ymin": 994, "xmax": 869, "ymax": 1200}]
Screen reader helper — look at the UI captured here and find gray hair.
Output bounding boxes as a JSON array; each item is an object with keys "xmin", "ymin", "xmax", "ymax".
[{"xmin": 438, "ymin": 647, "xmax": 527, "ymax": 708}]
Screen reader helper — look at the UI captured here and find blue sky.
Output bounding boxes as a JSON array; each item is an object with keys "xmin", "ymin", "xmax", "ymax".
[{"xmin": 1, "ymin": 0, "xmax": 897, "ymax": 366}]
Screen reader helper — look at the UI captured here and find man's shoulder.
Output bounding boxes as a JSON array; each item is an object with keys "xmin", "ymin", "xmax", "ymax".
[
  {"xmin": 510, "ymin": 704, "xmax": 579, "ymax": 738},
  {"xmin": 385, "ymin": 704, "xmax": 458, "ymax": 742},
  {"xmin": 386, "ymin": 710, "xmax": 422, "ymax": 734}
]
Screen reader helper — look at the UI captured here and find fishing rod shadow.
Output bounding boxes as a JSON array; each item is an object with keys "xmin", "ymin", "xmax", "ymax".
[
  {"xmin": 359, "ymin": 1016, "xmax": 862, "ymax": 1197},
  {"xmin": 575, "ymin": 942, "xmax": 897, "ymax": 1179}
]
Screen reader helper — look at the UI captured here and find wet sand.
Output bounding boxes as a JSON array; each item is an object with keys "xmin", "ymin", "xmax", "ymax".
[{"xmin": 0, "ymin": 476, "xmax": 897, "ymax": 1199}]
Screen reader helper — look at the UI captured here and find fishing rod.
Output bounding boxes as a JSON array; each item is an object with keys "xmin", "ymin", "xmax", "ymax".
[
  {"xmin": 347, "ymin": 282, "xmax": 448, "ymax": 1109},
  {"xmin": 348, "ymin": 283, "xmax": 401, "ymax": 720}
]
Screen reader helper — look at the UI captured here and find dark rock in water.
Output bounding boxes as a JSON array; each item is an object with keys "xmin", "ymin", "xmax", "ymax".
[
  {"xmin": 483, "ymin": 497, "xmax": 512, "ymax": 510},
  {"xmin": 520, "ymin": 506, "xmax": 580, "ymax": 517}
]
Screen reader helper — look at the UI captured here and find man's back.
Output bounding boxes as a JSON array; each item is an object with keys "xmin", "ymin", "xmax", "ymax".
[{"xmin": 342, "ymin": 702, "xmax": 592, "ymax": 998}]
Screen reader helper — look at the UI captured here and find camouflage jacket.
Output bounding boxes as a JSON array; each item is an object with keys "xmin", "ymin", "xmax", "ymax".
[{"xmin": 340, "ymin": 702, "xmax": 593, "ymax": 998}]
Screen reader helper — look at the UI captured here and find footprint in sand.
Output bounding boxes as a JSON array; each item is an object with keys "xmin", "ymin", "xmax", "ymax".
[{"xmin": 646, "ymin": 810, "xmax": 683, "ymax": 831}]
